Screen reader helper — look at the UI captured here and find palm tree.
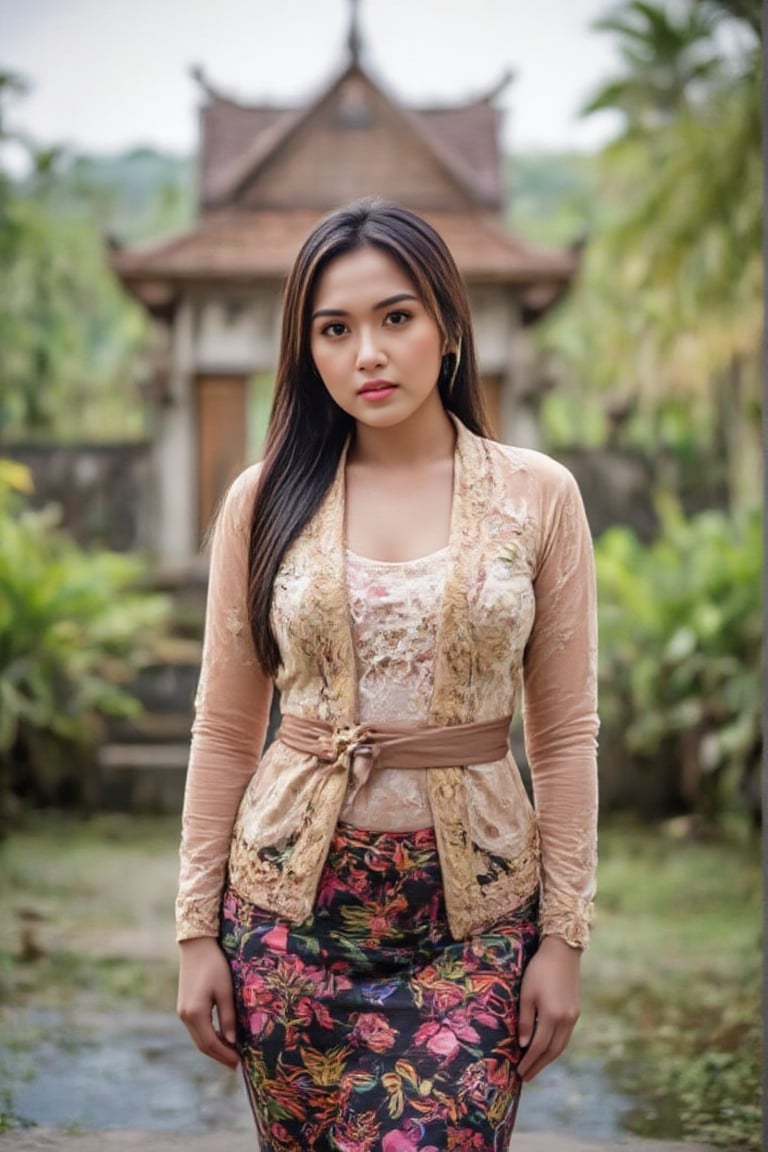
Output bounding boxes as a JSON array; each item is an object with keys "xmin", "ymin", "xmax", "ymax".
[
  {"xmin": 698, "ymin": 0, "xmax": 761, "ymax": 37},
  {"xmin": 561, "ymin": 0, "xmax": 762, "ymax": 505},
  {"xmin": 581, "ymin": 1, "xmax": 723, "ymax": 135}
]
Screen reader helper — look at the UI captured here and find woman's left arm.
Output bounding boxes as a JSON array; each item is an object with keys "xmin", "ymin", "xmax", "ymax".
[{"xmin": 517, "ymin": 462, "xmax": 599, "ymax": 1080}]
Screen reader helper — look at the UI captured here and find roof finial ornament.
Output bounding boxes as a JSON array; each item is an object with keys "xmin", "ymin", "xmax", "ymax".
[{"xmin": 347, "ymin": 0, "xmax": 363, "ymax": 63}]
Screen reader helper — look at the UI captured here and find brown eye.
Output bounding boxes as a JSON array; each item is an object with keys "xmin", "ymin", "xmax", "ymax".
[
  {"xmin": 386, "ymin": 310, "xmax": 411, "ymax": 326},
  {"xmin": 321, "ymin": 322, "xmax": 347, "ymax": 337}
]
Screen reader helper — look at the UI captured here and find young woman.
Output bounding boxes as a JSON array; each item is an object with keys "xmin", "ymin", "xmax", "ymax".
[{"xmin": 176, "ymin": 199, "xmax": 598, "ymax": 1152}]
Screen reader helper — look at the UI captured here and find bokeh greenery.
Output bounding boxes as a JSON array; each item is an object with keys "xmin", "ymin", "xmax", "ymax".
[
  {"xmin": 588, "ymin": 821, "xmax": 760, "ymax": 1150},
  {"xmin": 514, "ymin": 0, "xmax": 762, "ymax": 512},
  {"xmin": 0, "ymin": 70, "xmax": 192, "ymax": 443},
  {"xmin": 512, "ymin": 0, "xmax": 762, "ymax": 834},
  {"xmin": 596, "ymin": 500, "xmax": 761, "ymax": 826},
  {"xmin": 0, "ymin": 461, "xmax": 169, "ymax": 825}
]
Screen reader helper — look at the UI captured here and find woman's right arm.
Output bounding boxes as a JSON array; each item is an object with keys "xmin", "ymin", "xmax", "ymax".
[{"xmin": 175, "ymin": 466, "xmax": 273, "ymax": 1066}]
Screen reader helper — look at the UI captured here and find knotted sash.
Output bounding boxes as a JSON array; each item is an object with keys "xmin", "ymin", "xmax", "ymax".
[{"xmin": 278, "ymin": 712, "xmax": 512, "ymax": 803}]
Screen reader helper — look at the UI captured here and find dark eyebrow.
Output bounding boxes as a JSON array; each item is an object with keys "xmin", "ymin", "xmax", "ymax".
[
  {"xmin": 311, "ymin": 292, "xmax": 419, "ymax": 321},
  {"xmin": 375, "ymin": 292, "xmax": 418, "ymax": 310}
]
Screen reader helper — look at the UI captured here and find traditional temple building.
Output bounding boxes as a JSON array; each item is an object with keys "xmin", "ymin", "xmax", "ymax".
[{"xmin": 110, "ymin": 6, "xmax": 579, "ymax": 567}]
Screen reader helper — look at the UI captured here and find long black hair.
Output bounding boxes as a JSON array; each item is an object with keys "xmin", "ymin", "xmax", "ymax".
[{"xmin": 248, "ymin": 197, "xmax": 491, "ymax": 675}]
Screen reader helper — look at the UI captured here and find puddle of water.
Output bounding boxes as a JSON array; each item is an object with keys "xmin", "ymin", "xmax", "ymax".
[
  {"xmin": 4, "ymin": 1009, "xmax": 251, "ymax": 1133},
  {"xmin": 518, "ymin": 1055, "xmax": 632, "ymax": 1140},
  {"xmin": 4, "ymin": 1008, "xmax": 633, "ymax": 1137}
]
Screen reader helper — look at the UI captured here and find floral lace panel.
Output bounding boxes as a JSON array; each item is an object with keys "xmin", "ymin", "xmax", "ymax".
[{"xmin": 339, "ymin": 548, "xmax": 448, "ymax": 830}]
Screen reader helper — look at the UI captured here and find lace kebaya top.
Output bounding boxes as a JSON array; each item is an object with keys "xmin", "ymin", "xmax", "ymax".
[{"xmin": 176, "ymin": 421, "xmax": 599, "ymax": 947}]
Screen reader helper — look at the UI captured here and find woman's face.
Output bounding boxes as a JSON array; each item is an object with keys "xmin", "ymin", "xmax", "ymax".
[{"xmin": 309, "ymin": 245, "xmax": 446, "ymax": 430}]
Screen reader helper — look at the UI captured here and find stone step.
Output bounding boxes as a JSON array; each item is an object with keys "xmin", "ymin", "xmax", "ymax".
[
  {"xmin": 107, "ymin": 710, "xmax": 193, "ymax": 743},
  {"xmin": 98, "ymin": 743, "xmax": 190, "ymax": 769},
  {"xmin": 96, "ymin": 742, "xmax": 189, "ymax": 813},
  {"xmin": 124, "ymin": 660, "xmax": 201, "ymax": 714}
]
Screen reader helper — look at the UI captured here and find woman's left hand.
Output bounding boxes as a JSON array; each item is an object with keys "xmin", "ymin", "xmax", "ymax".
[{"xmin": 516, "ymin": 935, "xmax": 582, "ymax": 1081}]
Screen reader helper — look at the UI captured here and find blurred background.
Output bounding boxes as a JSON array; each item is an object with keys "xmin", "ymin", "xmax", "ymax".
[{"xmin": 0, "ymin": 1, "xmax": 761, "ymax": 1149}]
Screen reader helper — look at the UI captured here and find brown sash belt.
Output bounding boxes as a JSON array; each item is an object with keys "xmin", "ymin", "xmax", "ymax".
[{"xmin": 277, "ymin": 712, "xmax": 512, "ymax": 791}]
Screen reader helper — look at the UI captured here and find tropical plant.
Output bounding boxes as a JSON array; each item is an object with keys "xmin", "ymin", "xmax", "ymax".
[
  {"xmin": 0, "ymin": 71, "xmax": 156, "ymax": 442},
  {"xmin": 582, "ymin": 0, "xmax": 723, "ymax": 130},
  {"xmin": 0, "ymin": 461, "xmax": 169, "ymax": 823},
  {"xmin": 595, "ymin": 498, "xmax": 761, "ymax": 825},
  {"xmin": 537, "ymin": 0, "xmax": 761, "ymax": 509}
]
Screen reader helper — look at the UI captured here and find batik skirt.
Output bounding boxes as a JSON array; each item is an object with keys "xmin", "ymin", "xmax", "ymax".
[{"xmin": 220, "ymin": 823, "xmax": 539, "ymax": 1152}]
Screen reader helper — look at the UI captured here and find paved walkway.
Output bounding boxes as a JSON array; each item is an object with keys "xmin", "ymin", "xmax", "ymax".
[{"xmin": 0, "ymin": 1130, "xmax": 715, "ymax": 1151}]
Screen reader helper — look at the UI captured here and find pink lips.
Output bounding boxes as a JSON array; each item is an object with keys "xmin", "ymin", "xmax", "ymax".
[{"xmin": 357, "ymin": 379, "xmax": 398, "ymax": 401}]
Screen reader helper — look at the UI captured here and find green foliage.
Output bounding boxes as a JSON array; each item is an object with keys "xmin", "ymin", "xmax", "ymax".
[
  {"xmin": 55, "ymin": 147, "xmax": 193, "ymax": 242},
  {"xmin": 505, "ymin": 151, "xmax": 599, "ymax": 246},
  {"xmin": 0, "ymin": 193, "xmax": 150, "ymax": 440},
  {"xmin": 595, "ymin": 500, "xmax": 761, "ymax": 822},
  {"xmin": 0, "ymin": 462, "xmax": 169, "ymax": 798},
  {"xmin": 534, "ymin": 1, "xmax": 762, "ymax": 511},
  {"xmin": 0, "ymin": 72, "xmax": 192, "ymax": 442},
  {"xmin": 589, "ymin": 823, "xmax": 761, "ymax": 1150},
  {"xmin": 583, "ymin": 0, "xmax": 723, "ymax": 128},
  {"xmin": 616, "ymin": 985, "xmax": 761, "ymax": 1151}
]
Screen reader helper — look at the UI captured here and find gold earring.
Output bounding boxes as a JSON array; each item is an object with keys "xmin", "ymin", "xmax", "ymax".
[{"xmin": 447, "ymin": 338, "xmax": 462, "ymax": 393}]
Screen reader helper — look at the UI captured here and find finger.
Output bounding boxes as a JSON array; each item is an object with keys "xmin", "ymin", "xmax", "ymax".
[
  {"xmin": 520, "ymin": 1021, "xmax": 572, "ymax": 1082},
  {"xmin": 517, "ymin": 989, "xmax": 537, "ymax": 1050},
  {"xmin": 214, "ymin": 985, "xmax": 238, "ymax": 1049},
  {"xmin": 195, "ymin": 1018, "xmax": 240, "ymax": 1068},
  {"xmin": 517, "ymin": 1018, "xmax": 555, "ymax": 1080},
  {"xmin": 181, "ymin": 1006, "xmax": 239, "ymax": 1069}
]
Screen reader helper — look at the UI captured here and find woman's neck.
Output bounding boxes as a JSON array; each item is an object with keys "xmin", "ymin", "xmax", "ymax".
[{"xmin": 349, "ymin": 401, "xmax": 456, "ymax": 469}]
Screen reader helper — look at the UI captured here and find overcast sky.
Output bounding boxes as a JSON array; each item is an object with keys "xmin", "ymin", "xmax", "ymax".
[{"xmin": 1, "ymin": 0, "xmax": 623, "ymax": 158}]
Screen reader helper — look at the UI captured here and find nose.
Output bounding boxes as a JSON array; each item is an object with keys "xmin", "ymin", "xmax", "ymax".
[{"xmin": 355, "ymin": 326, "xmax": 386, "ymax": 372}]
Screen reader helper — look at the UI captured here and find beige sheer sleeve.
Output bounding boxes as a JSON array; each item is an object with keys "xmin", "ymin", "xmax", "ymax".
[
  {"xmin": 522, "ymin": 463, "xmax": 599, "ymax": 950},
  {"xmin": 175, "ymin": 466, "xmax": 273, "ymax": 941}
]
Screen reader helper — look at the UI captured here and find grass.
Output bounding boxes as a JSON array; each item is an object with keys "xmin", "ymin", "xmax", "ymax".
[
  {"xmin": 0, "ymin": 812, "xmax": 180, "ymax": 1013},
  {"xmin": 0, "ymin": 811, "xmax": 762, "ymax": 1146},
  {"xmin": 579, "ymin": 818, "xmax": 762, "ymax": 1150},
  {"xmin": 0, "ymin": 812, "xmax": 182, "ymax": 1131}
]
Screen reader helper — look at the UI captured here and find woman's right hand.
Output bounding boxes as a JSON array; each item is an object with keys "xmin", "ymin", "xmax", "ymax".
[{"xmin": 177, "ymin": 936, "xmax": 239, "ymax": 1069}]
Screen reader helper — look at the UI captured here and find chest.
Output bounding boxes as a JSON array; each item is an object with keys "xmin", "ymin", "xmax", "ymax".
[{"xmin": 344, "ymin": 459, "xmax": 453, "ymax": 563}]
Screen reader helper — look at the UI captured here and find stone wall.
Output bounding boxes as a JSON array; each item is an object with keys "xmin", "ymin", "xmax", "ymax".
[
  {"xmin": 5, "ymin": 439, "xmax": 663, "ymax": 559},
  {"xmin": 556, "ymin": 446, "xmax": 657, "ymax": 542},
  {"xmin": 5, "ymin": 441, "xmax": 154, "ymax": 553}
]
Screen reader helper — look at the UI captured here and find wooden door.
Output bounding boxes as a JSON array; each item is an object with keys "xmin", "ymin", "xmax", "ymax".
[{"xmin": 195, "ymin": 374, "xmax": 247, "ymax": 542}]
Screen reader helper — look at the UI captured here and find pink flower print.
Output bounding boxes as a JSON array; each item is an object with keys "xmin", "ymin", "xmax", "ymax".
[
  {"xmin": 449, "ymin": 1135, "xmax": 486, "ymax": 1151},
  {"xmin": 367, "ymin": 914, "xmax": 389, "ymax": 938},
  {"xmin": 293, "ymin": 997, "xmax": 314, "ymax": 1028},
  {"xmin": 246, "ymin": 1009, "xmax": 272, "ymax": 1039},
  {"xmin": 382, "ymin": 1123, "xmax": 440, "ymax": 1152},
  {"xmin": 269, "ymin": 1122, "xmax": 292, "ymax": 1144},
  {"xmin": 414, "ymin": 1009, "xmax": 481, "ymax": 1064},
  {"xmin": 415, "ymin": 1022, "xmax": 460, "ymax": 1062},
  {"xmin": 349, "ymin": 1011, "xmax": 398, "ymax": 1053},
  {"xmin": 382, "ymin": 1132, "xmax": 416, "ymax": 1152},
  {"xmin": 241, "ymin": 973, "xmax": 269, "ymax": 1006},
  {"xmin": 312, "ymin": 999, "xmax": 334, "ymax": 1030},
  {"xmin": 262, "ymin": 922, "xmax": 288, "ymax": 952},
  {"xmin": 444, "ymin": 1007, "xmax": 481, "ymax": 1044},
  {"xmin": 429, "ymin": 981, "xmax": 465, "ymax": 1015}
]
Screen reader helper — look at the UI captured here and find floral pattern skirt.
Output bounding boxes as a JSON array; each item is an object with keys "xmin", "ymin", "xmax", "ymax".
[{"xmin": 220, "ymin": 823, "xmax": 539, "ymax": 1152}]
